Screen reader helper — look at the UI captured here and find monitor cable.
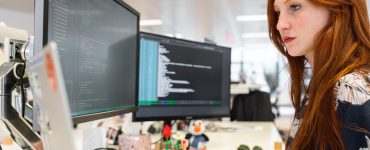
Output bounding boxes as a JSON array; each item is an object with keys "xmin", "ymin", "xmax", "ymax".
[{"xmin": 20, "ymin": 41, "xmax": 28, "ymax": 118}]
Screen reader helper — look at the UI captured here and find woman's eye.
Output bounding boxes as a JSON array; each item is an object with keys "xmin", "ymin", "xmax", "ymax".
[{"xmin": 290, "ymin": 4, "xmax": 301, "ymax": 12}]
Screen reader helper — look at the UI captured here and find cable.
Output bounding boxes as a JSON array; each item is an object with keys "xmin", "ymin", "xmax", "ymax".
[
  {"xmin": 20, "ymin": 41, "xmax": 29, "ymax": 117},
  {"xmin": 94, "ymin": 148, "xmax": 116, "ymax": 150}
]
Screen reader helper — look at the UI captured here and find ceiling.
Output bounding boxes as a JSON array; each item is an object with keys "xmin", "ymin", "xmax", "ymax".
[
  {"xmin": 122, "ymin": 0, "xmax": 370, "ymax": 51},
  {"xmin": 0, "ymin": 0, "xmax": 369, "ymax": 51},
  {"xmin": 123, "ymin": 0, "xmax": 270, "ymax": 49},
  {"xmin": 0, "ymin": 0, "xmax": 34, "ymax": 13}
]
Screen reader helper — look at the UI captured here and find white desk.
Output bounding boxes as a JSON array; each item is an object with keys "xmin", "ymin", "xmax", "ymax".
[
  {"xmin": 205, "ymin": 121, "xmax": 283, "ymax": 150},
  {"xmin": 2, "ymin": 121, "xmax": 284, "ymax": 150},
  {"xmin": 78, "ymin": 121, "xmax": 284, "ymax": 150},
  {"xmin": 0, "ymin": 143, "xmax": 22, "ymax": 150},
  {"xmin": 0, "ymin": 120, "xmax": 22, "ymax": 150}
]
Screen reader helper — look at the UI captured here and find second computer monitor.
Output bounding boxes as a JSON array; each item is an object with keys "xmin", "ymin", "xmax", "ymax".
[
  {"xmin": 36, "ymin": 0, "xmax": 139, "ymax": 123},
  {"xmin": 134, "ymin": 32, "xmax": 231, "ymax": 121}
]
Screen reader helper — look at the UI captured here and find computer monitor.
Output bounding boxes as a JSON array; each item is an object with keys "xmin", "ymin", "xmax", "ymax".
[
  {"xmin": 134, "ymin": 32, "xmax": 231, "ymax": 121},
  {"xmin": 34, "ymin": 0, "xmax": 139, "ymax": 124}
]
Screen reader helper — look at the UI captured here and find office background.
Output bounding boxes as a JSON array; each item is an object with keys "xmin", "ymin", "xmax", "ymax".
[
  {"xmin": 1, "ymin": 0, "xmax": 370, "ymax": 140},
  {"xmin": 1, "ymin": 0, "xmax": 370, "ymax": 85},
  {"xmin": 1, "ymin": 0, "xmax": 370, "ymax": 82}
]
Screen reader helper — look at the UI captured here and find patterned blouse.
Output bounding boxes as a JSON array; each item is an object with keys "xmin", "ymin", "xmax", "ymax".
[{"xmin": 287, "ymin": 72, "xmax": 370, "ymax": 149}]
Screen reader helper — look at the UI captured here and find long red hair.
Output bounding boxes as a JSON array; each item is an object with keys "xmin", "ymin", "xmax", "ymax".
[{"xmin": 267, "ymin": 0, "xmax": 370, "ymax": 149}]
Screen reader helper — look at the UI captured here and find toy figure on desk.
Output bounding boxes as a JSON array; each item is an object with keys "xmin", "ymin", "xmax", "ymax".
[
  {"xmin": 185, "ymin": 120, "xmax": 209, "ymax": 150},
  {"xmin": 171, "ymin": 132, "xmax": 182, "ymax": 150},
  {"xmin": 162, "ymin": 124, "xmax": 172, "ymax": 150}
]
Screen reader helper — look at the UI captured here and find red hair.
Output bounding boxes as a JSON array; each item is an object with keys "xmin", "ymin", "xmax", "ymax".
[{"xmin": 267, "ymin": 0, "xmax": 370, "ymax": 149}]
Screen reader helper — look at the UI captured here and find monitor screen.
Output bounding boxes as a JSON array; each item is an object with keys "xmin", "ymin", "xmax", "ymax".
[
  {"xmin": 134, "ymin": 32, "xmax": 231, "ymax": 121},
  {"xmin": 35, "ymin": 0, "xmax": 139, "ymax": 123}
]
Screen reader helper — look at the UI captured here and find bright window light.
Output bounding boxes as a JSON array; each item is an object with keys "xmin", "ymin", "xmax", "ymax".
[
  {"xmin": 242, "ymin": 32, "xmax": 269, "ymax": 38},
  {"xmin": 236, "ymin": 15, "xmax": 267, "ymax": 22},
  {"xmin": 140, "ymin": 19, "xmax": 163, "ymax": 26}
]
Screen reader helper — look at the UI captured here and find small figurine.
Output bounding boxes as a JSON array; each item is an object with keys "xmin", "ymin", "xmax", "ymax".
[
  {"xmin": 185, "ymin": 120, "xmax": 209, "ymax": 150},
  {"xmin": 162, "ymin": 124, "xmax": 172, "ymax": 150},
  {"xmin": 171, "ymin": 132, "xmax": 182, "ymax": 150}
]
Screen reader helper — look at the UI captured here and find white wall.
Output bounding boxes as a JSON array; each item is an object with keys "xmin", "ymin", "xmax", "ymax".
[{"xmin": 0, "ymin": 0, "xmax": 34, "ymax": 35}]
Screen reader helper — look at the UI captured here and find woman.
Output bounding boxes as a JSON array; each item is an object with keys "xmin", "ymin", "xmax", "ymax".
[{"xmin": 267, "ymin": 0, "xmax": 370, "ymax": 149}]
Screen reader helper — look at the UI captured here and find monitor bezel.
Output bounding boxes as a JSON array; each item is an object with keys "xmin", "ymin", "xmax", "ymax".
[
  {"xmin": 133, "ymin": 32, "xmax": 231, "ymax": 122},
  {"xmin": 41, "ymin": 0, "xmax": 140, "ymax": 124}
]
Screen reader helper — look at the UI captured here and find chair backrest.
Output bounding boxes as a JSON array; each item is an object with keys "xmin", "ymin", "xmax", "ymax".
[{"xmin": 231, "ymin": 91, "xmax": 275, "ymax": 121}]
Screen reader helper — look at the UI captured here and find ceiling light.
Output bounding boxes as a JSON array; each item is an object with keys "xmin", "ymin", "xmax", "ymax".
[
  {"xmin": 140, "ymin": 19, "xmax": 163, "ymax": 26},
  {"xmin": 165, "ymin": 33, "xmax": 183, "ymax": 38},
  {"xmin": 236, "ymin": 15, "xmax": 267, "ymax": 22},
  {"xmin": 242, "ymin": 32, "xmax": 269, "ymax": 38},
  {"xmin": 165, "ymin": 34, "xmax": 174, "ymax": 37},
  {"xmin": 174, "ymin": 33, "xmax": 183, "ymax": 38}
]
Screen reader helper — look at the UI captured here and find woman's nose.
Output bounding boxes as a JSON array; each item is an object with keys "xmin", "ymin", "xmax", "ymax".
[{"xmin": 276, "ymin": 13, "xmax": 290, "ymax": 32}]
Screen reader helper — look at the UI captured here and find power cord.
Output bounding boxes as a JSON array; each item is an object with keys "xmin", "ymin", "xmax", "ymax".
[
  {"xmin": 20, "ymin": 41, "xmax": 29, "ymax": 117},
  {"xmin": 94, "ymin": 148, "xmax": 116, "ymax": 150}
]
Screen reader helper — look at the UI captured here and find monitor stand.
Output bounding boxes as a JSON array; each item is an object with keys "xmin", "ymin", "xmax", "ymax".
[{"xmin": 0, "ymin": 62, "xmax": 42, "ymax": 149}]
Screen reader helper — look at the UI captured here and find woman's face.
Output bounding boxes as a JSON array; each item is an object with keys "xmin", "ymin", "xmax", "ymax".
[{"xmin": 274, "ymin": 0, "xmax": 330, "ymax": 59}]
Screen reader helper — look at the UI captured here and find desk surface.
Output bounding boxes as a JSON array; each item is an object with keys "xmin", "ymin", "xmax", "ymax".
[
  {"xmin": 204, "ymin": 121, "xmax": 283, "ymax": 150},
  {"xmin": 1, "ymin": 121, "xmax": 284, "ymax": 150}
]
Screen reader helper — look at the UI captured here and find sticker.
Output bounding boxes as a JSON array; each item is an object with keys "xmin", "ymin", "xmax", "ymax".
[{"xmin": 45, "ymin": 52, "xmax": 58, "ymax": 91}]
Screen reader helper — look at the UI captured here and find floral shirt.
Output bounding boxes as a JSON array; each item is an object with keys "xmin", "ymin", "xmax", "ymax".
[{"xmin": 287, "ymin": 72, "xmax": 370, "ymax": 149}]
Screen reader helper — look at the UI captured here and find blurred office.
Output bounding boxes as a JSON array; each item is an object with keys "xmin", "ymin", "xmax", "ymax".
[{"xmin": 0, "ymin": 0, "xmax": 369, "ymax": 150}]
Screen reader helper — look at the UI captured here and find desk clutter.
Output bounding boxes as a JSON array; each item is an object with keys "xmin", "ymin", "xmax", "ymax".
[
  {"xmin": 0, "ymin": 116, "xmax": 285, "ymax": 150},
  {"xmin": 103, "ymin": 119, "xmax": 209, "ymax": 150},
  {"xmin": 113, "ymin": 119, "xmax": 284, "ymax": 150},
  {"xmin": 152, "ymin": 120, "xmax": 210, "ymax": 150},
  {"xmin": 118, "ymin": 133, "xmax": 151, "ymax": 150}
]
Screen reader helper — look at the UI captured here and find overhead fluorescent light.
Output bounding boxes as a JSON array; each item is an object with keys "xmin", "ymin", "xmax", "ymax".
[
  {"xmin": 242, "ymin": 32, "xmax": 269, "ymax": 38},
  {"xmin": 165, "ymin": 33, "xmax": 183, "ymax": 38},
  {"xmin": 140, "ymin": 19, "xmax": 163, "ymax": 26},
  {"xmin": 236, "ymin": 15, "xmax": 267, "ymax": 22},
  {"xmin": 165, "ymin": 34, "xmax": 174, "ymax": 37},
  {"xmin": 174, "ymin": 33, "xmax": 183, "ymax": 38}
]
